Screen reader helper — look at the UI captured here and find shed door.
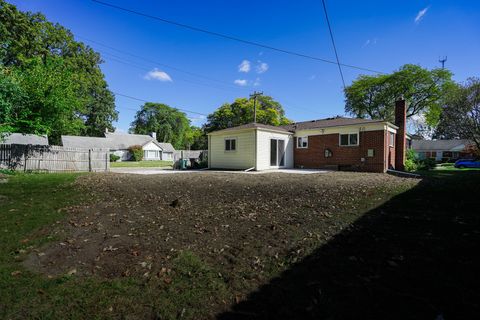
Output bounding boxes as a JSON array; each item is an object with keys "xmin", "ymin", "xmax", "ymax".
[{"xmin": 270, "ymin": 139, "xmax": 285, "ymax": 167}]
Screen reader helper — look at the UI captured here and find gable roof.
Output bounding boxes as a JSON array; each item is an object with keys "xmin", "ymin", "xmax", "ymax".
[
  {"xmin": 104, "ymin": 132, "xmax": 159, "ymax": 149},
  {"xmin": 61, "ymin": 132, "xmax": 176, "ymax": 151},
  {"xmin": 411, "ymin": 139, "xmax": 473, "ymax": 152},
  {"xmin": 2, "ymin": 133, "xmax": 49, "ymax": 145},
  {"xmin": 281, "ymin": 117, "xmax": 390, "ymax": 131},
  {"xmin": 157, "ymin": 142, "xmax": 175, "ymax": 152},
  {"xmin": 208, "ymin": 123, "xmax": 292, "ymax": 135}
]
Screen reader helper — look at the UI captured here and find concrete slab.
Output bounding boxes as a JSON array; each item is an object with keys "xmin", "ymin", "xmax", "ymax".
[{"xmin": 110, "ymin": 167, "xmax": 330, "ymax": 175}]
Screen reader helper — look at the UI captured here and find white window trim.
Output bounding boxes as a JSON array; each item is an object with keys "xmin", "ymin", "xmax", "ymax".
[
  {"xmin": 224, "ymin": 137, "xmax": 237, "ymax": 152},
  {"xmin": 339, "ymin": 133, "xmax": 359, "ymax": 147},
  {"xmin": 297, "ymin": 136, "xmax": 308, "ymax": 148},
  {"xmin": 389, "ymin": 132, "xmax": 395, "ymax": 147}
]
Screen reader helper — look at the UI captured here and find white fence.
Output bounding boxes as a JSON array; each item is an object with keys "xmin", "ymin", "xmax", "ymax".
[{"xmin": 0, "ymin": 144, "xmax": 110, "ymax": 172}]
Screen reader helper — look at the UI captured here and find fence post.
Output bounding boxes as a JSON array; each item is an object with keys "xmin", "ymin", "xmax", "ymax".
[
  {"xmin": 23, "ymin": 145, "xmax": 28, "ymax": 173},
  {"xmin": 105, "ymin": 151, "xmax": 108, "ymax": 172},
  {"xmin": 88, "ymin": 149, "xmax": 92, "ymax": 172}
]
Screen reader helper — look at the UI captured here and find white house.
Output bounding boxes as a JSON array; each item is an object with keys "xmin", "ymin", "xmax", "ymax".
[
  {"xmin": 207, "ymin": 123, "xmax": 294, "ymax": 170},
  {"xmin": 411, "ymin": 139, "xmax": 474, "ymax": 161},
  {"xmin": 61, "ymin": 132, "xmax": 175, "ymax": 161}
]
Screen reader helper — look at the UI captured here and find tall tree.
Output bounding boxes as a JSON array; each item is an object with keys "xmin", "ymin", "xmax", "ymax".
[
  {"xmin": 0, "ymin": 0, "xmax": 118, "ymax": 137},
  {"xmin": 204, "ymin": 95, "xmax": 291, "ymax": 133},
  {"xmin": 344, "ymin": 64, "xmax": 456, "ymax": 127},
  {"xmin": 130, "ymin": 103, "xmax": 192, "ymax": 149},
  {"xmin": 434, "ymin": 78, "xmax": 480, "ymax": 152},
  {"xmin": 1, "ymin": 57, "xmax": 84, "ymax": 144}
]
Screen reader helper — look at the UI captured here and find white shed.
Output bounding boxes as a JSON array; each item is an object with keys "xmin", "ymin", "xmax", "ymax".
[{"xmin": 207, "ymin": 123, "xmax": 294, "ymax": 170}]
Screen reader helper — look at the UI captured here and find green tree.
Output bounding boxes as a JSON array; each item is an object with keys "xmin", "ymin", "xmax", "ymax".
[
  {"xmin": 434, "ymin": 78, "xmax": 480, "ymax": 152},
  {"xmin": 204, "ymin": 95, "xmax": 291, "ymax": 132},
  {"xmin": 130, "ymin": 103, "xmax": 192, "ymax": 149},
  {"xmin": 345, "ymin": 64, "xmax": 456, "ymax": 127},
  {"xmin": 0, "ymin": 0, "xmax": 118, "ymax": 137},
  {"xmin": 185, "ymin": 126, "xmax": 207, "ymax": 150},
  {"xmin": 1, "ymin": 57, "xmax": 84, "ymax": 144}
]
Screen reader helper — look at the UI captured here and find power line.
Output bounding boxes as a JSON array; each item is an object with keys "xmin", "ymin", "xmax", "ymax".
[
  {"xmin": 91, "ymin": 0, "xmax": 384, "ymax": 74},
  {"xmin": 321, "ymin": 0, "xmax": 346, "ymax": 89},
  {"xmin": 77, "ymin": 35, "xmax": 243, "ymax": 89},
  {"xmin": 112, "ymin": 91, "xmax": 209, "ymax": 116}
]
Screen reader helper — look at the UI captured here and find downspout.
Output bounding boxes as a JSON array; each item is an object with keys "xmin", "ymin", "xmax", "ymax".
[{"xmin": 254, "ymin": 129, "xmax": 257, "ymax": 170}]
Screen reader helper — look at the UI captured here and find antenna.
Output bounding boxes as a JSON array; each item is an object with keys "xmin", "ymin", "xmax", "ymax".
[{"xmin": 439, "ymin": 56, "xmax": 447, "ymax": 69}]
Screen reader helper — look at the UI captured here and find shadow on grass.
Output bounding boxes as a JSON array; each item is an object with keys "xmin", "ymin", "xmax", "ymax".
[{"xmin": 218, "ymin": 171, "xmax": 480, "ymax": 319}]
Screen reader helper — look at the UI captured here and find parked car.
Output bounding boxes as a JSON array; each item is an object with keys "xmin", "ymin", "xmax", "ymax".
[{"xmin": 454, "ymin": 159, "xmax": 480, "ymax": 169}]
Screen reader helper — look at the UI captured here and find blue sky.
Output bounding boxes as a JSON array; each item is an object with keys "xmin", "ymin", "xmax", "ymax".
[{"xmin": 10, "ymin": 0, "xmax": 480, "ymax": 132}]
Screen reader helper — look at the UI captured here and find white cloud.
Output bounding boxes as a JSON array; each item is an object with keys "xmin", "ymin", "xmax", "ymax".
[
  {"xmin": 253, "ymin": 78, "xmax": 261, "ymax": 86},
  {"xmin": 238, "ymin": 60, "xmax": 251, "ymax": 73},
  {"xmin": 188, "ymin": 115, "xmax": 207, "ymax": 124},
  {"xmin": 256, "ymin": 61, "xmax": 269, "ymax": 74},
  {"xmin": 234, "ymin": 79, "xmax": 248, "ymax": 86},
  {"xmin": 414, "ymin": 7, "xmax": 429, "ymax": 24},
  {"xmin": 362, "ymin": 38, "xmax": 377, "ymax": 48},
  {"xmin": 144, "ymin": 68, "xmax": 172, "ymax": 82}
]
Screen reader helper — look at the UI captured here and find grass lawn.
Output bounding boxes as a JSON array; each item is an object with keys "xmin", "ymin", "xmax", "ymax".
[
  {"xmin": 0, "ymin": 173, "xmax": 226, "ymax": 319},
  {"xmin": 1, "ymin": 171, "xmax": 479, "ymax": 319},
  {"xmin": 110, "ymin": 160, "xmax": 173, "ymax": 168}
]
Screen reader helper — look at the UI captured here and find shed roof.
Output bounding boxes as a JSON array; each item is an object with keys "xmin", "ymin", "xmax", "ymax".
[
  {"xmin": 2, "ymin": 133, "xmax": 49, "ymax": 145},
  {"xmin": 281, "ymin": 117, "xmax": 390, "ymax": 131},
  {"xmin": 208, "ymin": 123, "xmax": 292, "ymax": 135},
  {"xmin": 411, "ymin": 139, "xmax": 472, "ymax": 152}
]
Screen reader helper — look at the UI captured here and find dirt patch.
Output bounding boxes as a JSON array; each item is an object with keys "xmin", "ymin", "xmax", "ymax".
[{"xmin": 24, "ymin": 172, "xmax": 418, "ymax": 285}]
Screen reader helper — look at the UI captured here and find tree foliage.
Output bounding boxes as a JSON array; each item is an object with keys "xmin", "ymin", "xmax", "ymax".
[
  {"xmin": 204, "ymin": 95, "xmax": 291, "ymax": 133},
  {"xmin": 130, "ymin": 103, "xmax": 191, "ymax": 149},
  {"xmin": 0, "ymin": 0, "xmax": 117, "ymax": 140},
  {"xmin": 344, "ymin": 64, "xmax": 456, "ymax": 127},
  {"xmin": 434, "ymin": 78, "xmax": 480, "ymax": 152}
]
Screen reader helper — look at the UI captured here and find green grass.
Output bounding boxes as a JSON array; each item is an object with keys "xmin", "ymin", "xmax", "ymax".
[
  {"xmin": 110, "ymin": 160, "xmax": 173, "ymax": 168},
  {"xmin": 0, "ymin": 174, "xmax": 227, "ymax": 319}
]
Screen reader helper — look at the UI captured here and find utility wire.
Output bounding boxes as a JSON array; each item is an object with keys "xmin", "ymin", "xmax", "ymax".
[
  {"xmin": 91, "ymin": 0, "xmax": 384, "ymax": 74},
  {"xmin": 321, "ymin": 0, "xmax": 346, "ymax": 89},
  {"xmin": 78, "ymin": 35, "xmax": 242, "ymax": 89},
  {"xmin": 112, "ymin": 91, "xmax": 209, "ymax": 116}
]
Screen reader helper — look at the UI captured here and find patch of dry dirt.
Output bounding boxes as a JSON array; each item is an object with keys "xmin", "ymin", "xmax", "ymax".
[{"xmin": 24, "ymin": 172, "xmax": 418, "ymax": 284}]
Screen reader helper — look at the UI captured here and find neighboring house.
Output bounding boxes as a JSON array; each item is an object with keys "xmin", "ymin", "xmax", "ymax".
[
  {"xmin": 61, "ymin": 132, "xmax": 175, "ymax": 161},
  {"xmin": 411, "ymin": 139, "xmax": 475, "ymax": 161},
  {"xmin": 1, "ymin": 133, "xmax": 49, "ymax": 145},
  {"xmin": 207, "ymin": 99, "xmax": 408, "ymax": 173}
]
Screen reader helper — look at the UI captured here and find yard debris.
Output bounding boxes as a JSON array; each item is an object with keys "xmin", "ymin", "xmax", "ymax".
[{"xmin": 11, "ymin": 270, "xmax": 22, "ymax": 276}]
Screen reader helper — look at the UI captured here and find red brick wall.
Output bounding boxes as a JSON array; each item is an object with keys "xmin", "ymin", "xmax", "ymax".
[{"xmin": 294, "ymin": 130, "xmax": 388, "ymax": 172}]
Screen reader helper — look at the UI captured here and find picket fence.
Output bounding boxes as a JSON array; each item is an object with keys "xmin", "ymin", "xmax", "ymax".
[{"xmin": 0, "ymin": 144, "xmax": 110, "ymax": 173}]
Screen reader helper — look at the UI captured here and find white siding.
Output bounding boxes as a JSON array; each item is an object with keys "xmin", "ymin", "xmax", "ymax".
[
  {"xmin": 256, "ymin": 130, "xmax": 293, "ymax": 170},
  {"xmin": 162, "ymin": 152, "xmax": 173, "ymax": 161},
  {"xmin": 142, "ymin": 141, "xmax": 162, "ymax": 160},
  {"xmin": 209, "ymin": 130, "xmax": 255, "ymax": 169}
]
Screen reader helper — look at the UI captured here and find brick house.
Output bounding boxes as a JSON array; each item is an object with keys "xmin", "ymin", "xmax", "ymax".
[{"xmin": 207, "ymin": 99, "xmax": 407, "ymax": 173}]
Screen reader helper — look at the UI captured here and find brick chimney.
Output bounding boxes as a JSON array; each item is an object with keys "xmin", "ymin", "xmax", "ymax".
[
  {"xmin": 394, "ymin": 98, "xmax": 407, "ymax": 171},
  {"xmin": 150, "ymin": 132, "xmax": 157, "ymax": 140}
]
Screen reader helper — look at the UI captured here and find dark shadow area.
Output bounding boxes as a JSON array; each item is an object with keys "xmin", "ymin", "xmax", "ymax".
[{"xmin": 218, "ymin": 171, "xmax": 480, "ymax": 319}]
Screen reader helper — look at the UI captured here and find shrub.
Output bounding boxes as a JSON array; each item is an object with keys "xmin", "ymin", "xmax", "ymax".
[
  {"xmin": 128, "ymin": 145, "xmax": 143, "ymax": 161},
  {"xmin": 109, "ymin": 154, "xmax": 120, "ymax": 162},
  {"xmin": 404, "ymin": 158, "xmax": 418, "ymax": 172},
  {"xmin": 419, "ymin": 158, "xmax": 436, "ymax": 171}
]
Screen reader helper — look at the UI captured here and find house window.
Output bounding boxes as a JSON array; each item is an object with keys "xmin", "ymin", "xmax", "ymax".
[
  {"xmin": 389, "ymin": 132, "xmax": 395, "ymax": 147},
  {"xmin": 225, "ymin": 138, "xmax": 236, "ymax": 151},
  {"xmin": 324, "ymin": 149, "xmax": 332, "ymax": 158},
  {"xmin": 297, "ymin": 136, "xmax": 308, "ymax": 148},
  {"xmin": 339, "ymin": 133, "xmax": 358, "ymax": 146}
]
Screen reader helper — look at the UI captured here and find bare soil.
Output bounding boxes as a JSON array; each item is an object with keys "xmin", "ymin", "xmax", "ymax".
[{"xmin": 25, "ymin": 172, "xmax": 417, "ymax": 289}]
